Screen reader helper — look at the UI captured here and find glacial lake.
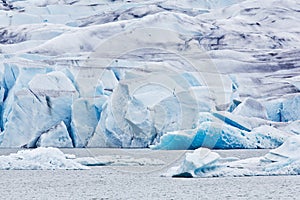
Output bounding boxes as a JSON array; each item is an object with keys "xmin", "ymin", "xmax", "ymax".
[{"xmin": 0, "ymin": 148, "xmax": 299, "ymax": 199}]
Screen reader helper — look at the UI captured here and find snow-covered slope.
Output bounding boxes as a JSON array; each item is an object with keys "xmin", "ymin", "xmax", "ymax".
[{"xmin": 0, "ymin": 0, "xmax": 299, "ymax": 148}]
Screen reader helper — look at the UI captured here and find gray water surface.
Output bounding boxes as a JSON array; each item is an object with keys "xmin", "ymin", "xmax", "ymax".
[{"xmin": 0, "ymin": 149, "xmax": 299, "ymax": 200}]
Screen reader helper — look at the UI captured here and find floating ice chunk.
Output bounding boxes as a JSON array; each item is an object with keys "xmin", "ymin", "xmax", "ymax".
[
  {"xmin": 167, "ymin": 135, "xmax": 300, "ymax": 178},
  {"xmin": 168, "ymin": 148, "xmax": 220, "ymax": 177},
  {"xmin": 233, "ymin": 97, "xmax": 268, "ymax": 119},
  {"xmin": 0, "ymin": 147, "xmax": 88, "ymax": 170},
  {"xmin": 36, "ymin": 121, "xmax": 73, "ymax": 148},
  {"xmin": 75, "ymin": 155, "xmax": 165, "ymax": 167},
  {"xmin": 74, "ymin": 157, "xmax": 111, "ymax": 166}
]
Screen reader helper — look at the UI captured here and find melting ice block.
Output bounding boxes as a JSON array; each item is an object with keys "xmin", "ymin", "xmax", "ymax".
[
  {"xmin": 0, "ymin": 147, "xmax": 88, "ymax": 170},
  {"xmin": 168, "ymin": 148, "xmax": 220, "ymax": 177},
  {"xmin": 167, "ymin": 135, "xmax": 300, "ymax": 178}
]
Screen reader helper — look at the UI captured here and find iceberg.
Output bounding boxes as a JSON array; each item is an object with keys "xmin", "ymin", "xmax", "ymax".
[
  {"xmin": 75, "ymin": 155, "xmax": 165, "ymax": 167},
  {"xmin": 0, "ymin": 147, "xmax": 88, "ymax": 170},
  {"xmin": 0, "ymin": 147, "xmax": 164, "ymax": 170},
  {"xmin": 166, "ymin": 135, "xmax": 300, "ymax": 178},
  {"xmin": 170, "ymin": 148, "xmax": 220, "ymax": 177}
]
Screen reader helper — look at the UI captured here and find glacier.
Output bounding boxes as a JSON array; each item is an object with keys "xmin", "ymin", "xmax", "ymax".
[{"xmin": 0, "ymin": 0, "xmax": 299, "ymax": 149}]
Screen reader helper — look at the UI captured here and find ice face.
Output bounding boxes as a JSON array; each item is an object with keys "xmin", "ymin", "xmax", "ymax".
[
  {"xmin": 88, "ymin": 71, "xmax": 218, "ymax": 148},
  {"xmin": 70, "ymin": 97, "xmax": 107, "ymax": 147},
  {"xmin": 0, "ymin": 86, "xmax": 5, "ymax": 130},
  {"xmin": 36, "ymin": 121, "xmax": 73, "ymax": 148},
  {"xmin": 0, "ymin": 71, "xmax": 78, "ymax": 148},
  {"xmin": 0, "ymin": 0, "xmax": 300, "ymax": 149},
  {"xmin": 150, "ymin": 129, "xmax": 195, "ymax": 150}
]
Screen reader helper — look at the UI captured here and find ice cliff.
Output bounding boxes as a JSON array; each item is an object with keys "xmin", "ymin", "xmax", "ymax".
[{"xmin": 0, "ymin": 0, "xmax": 299, "ymax": 148}]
